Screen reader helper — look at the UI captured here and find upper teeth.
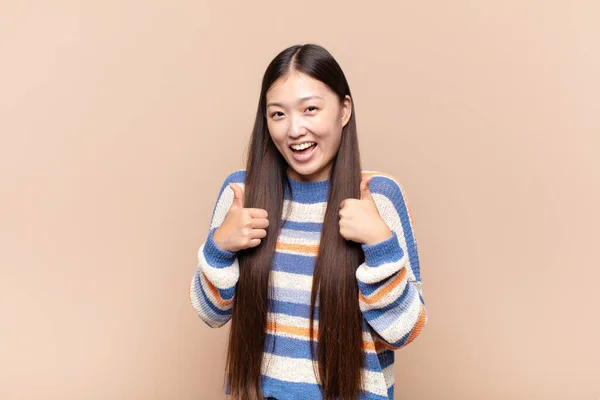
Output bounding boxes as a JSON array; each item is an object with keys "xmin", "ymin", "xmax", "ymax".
[{"xmin": 291, "ymin": 142, "xmax": 316, "ymax": 150}]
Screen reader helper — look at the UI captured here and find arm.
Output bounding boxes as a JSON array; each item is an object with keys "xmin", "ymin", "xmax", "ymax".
[
  {"xmin": 356, "ymin": 174, "xmax": 427, "ymax": 349},
  {"xmin": 189, "ymin": 171, "xmax": 244, "ymax": 328}
]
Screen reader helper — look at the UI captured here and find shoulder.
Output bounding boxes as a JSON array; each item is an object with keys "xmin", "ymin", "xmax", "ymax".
[
  {"xmin": 222, "ymin": 169, "xmax": 246, "ymax": 185},
  {"xmin": 361, "ymin": 169, "xmax": 414, "ymax": 224},
  {"xmin": 361, "ymin": 169, "xmax": 407, "ymax": 200},
  {"xmin": 217, "ymin": 169, "xmax": 246, "ymax": 190},
  {"xmin": 212, "ymin": 169, "xmax": 246, "ymax": 200}
]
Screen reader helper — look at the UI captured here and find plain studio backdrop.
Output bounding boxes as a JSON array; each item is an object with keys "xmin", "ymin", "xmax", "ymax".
[{"xmin": 1, "ymin": 1, "xmax": 598, "ymax": 399}]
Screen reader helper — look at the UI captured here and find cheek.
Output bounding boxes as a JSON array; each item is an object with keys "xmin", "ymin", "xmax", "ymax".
[
  {"xmin": 311, "ymin": 110, "xmax": 342, "ymax": 135},
  {"xmin": 267, "ymin": 123, "xmax": 288, "ymax": 148},
  {"xmin": 310, "ymin": 117, "xmax": 342, "ymax": 144}
]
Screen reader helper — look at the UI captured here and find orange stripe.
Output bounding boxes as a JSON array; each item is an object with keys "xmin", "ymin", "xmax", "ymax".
[
  {"xmin": 266, "ymin": 322, "xmax": 376, "ymax": 351},
  {"xmin": 374, "ymin": 337, "xmax": 397, "ymax": 352},
  {"xmin": 267, "ymin": 321, "xmax": 312, "ymax": 337},
  {"xmin": 201, "ymin": 271, "xmax": 233, "ymax": 307},
  {"xmin": 372, "ymin": 305, "xmax": 426, "ymax": 351},
  {"xmin": 359, "ymin": 268, "xmax": 407, "ymax": 305},
  {"xmin": 363, "ymin": 341, "xmax": 376, "ymax": 352},
  {"xmin": 276, "ymin": 242, "xmax": 319, "ymax": 255}
]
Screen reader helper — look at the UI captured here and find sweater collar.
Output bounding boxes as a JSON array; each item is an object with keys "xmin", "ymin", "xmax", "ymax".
[{"xmin": 285, "ymin": 175, "xmax": 330, "ymax": 203}]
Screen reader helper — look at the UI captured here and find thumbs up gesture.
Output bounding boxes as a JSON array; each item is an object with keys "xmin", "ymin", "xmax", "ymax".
[
  {"xmin": 212, "ymin": 183, "xmax": 270, "ymax": 252},
  {"xmin": 338, "ymin": 176, "xmax": 393, "ymax": 245}
]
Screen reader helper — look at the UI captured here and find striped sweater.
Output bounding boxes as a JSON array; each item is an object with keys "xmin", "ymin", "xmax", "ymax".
[{"xmin": 190, "ymin": 170, "xmax": 427, "ymax": 400}]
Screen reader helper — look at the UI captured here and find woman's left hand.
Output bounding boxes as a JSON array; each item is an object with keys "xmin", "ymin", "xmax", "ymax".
[{"xmin": 339, "ymin": 176, "xmax": 394, "ymax": 245}]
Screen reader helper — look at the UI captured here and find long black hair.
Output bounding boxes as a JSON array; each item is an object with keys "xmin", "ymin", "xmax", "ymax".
[{"xmin": 226, "ymin": 44, "xmax": 365, "ymax": 400}]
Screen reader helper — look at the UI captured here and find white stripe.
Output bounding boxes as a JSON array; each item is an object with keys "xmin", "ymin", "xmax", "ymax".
[
  {"xmin": 280, "ymin": 228, "xmax": 321, "ymax": 243},
  {"xmin": 356, "ymin": 254, "xmax": 407, "ymax": 284},
  {"xmin": 375, "ymin": 290, "xmax": 422, "ymax": 344},
  {"xmin": 371, "ymin": 192, "xmax": 416, "ymax": 281},
  {"xmin": 278, "ymin": 234, "xmax": 320, "ymax": 247},
  {"xmin": 270, "ymin": 270, "xmax": 314, "ymax": 291},
  {"xmin": 209, "ymin": 182, "xmax": 245, "ymax": 229},
  {"xmin": 189, "ymin": 275, "xmax": 204, "ymax": 319},
  {"xmin": 282, "ymin": 200, "xmax": 327, "ymax": 223},
  {"xmin": 359, "ymin": 273, "xmax": 409, "ymax": 312},
  {"xmin": 382, "ymin": 364, "xmax": 395, "ymax": 389},
  {"xmin": 260, "ymin": 354, "xmax": 389, "ymax": 397},
  {"xmin": 267, "ymin": 312, "xmax": 317, "ymax": 329},
  {"xmin": 189, "ymin": 273, "xmax": 229, "ymax": 328}
]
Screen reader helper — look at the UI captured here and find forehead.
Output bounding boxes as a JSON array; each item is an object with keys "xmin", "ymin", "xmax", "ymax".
[{"xmin": 266, "ymin": 72, "xmax": 334, "ymax": 102}]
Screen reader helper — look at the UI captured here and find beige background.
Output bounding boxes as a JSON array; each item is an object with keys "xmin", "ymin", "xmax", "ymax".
[{"xmin": 1, "ymin": 1, "xmax": 599, "ymax": 399}]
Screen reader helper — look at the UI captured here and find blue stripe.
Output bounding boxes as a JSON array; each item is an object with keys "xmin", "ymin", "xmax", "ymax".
[
  {"xmin": 203, "ymin": 229, "xmax": 238, "ymax": 268},
  {"xmin": 263, "ymin": 334, "xmax": 390, "ymax": 373},
  {"xmin": 378, "ymin": 349, "xmax": 395, "ymax": 369},
  {"xmin": 218, "ymin": 285, "xmax": 235, "ymax": 301},
  {"xmin": 280, "ymin": 228, "xmax": 321, "ymax": 241},
  {"xmin": 260, "ymin": 375, "xmax": 323, "ymax": 400},
  {"xmin": 227, "ymin": 169, "xmax": 246, "ymax": 184},
  {"xmin": 370, "ymin": 175, "xmax": 421, "ymax": 281},
  {"xmin": 358, "ymin": 272, "xmax": 398, "ymax": 297},
  {"xmin": 272, "ymin": 252, "xmax": 316, "ymax": 275},
  {"xmin": 281, "ymin": 220, "xmax": 323, "ymax": 232},
  {"xmin": 284, "ymin": 178, "xmax": 329, "ymax": 203},
  {"xmin": 260, "ymin": 375, "xmax": 390, "ymax": 400},
  {"xmin": 272, "ymin": 287, "xmax": 313, "ymax": 305},
  {"xmin": 270, "ymin": 299, "xmax": 316, "ymax": 319},
  {"xmin": 361, "ymin": 231, "xmax": 404, "ymax": 267}
]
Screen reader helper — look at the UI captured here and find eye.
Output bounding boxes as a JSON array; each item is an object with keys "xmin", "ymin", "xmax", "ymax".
[
  {"xmin": 270, "ymin": 111, "xmax": 284, "ymax": 119},
  {"xmin": 305, "ymin": 106, "xmax": 319, "ymax": 113}
]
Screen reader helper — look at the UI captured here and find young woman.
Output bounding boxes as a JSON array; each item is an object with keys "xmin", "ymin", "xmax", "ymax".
[{"xmin": 190, "ymin": 44, "xmax": 427, "ymax": 400}]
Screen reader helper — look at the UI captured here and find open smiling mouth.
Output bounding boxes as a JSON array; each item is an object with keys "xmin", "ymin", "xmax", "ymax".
[{"xmin": 289, "ymin": 142, "xmax": 318, "ymax": 162}]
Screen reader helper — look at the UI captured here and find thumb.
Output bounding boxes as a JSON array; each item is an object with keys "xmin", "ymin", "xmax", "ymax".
[
  {"xmin": 229, "ymin": 183, "xmax": 244, "ymax": 209},
  {"xmin": 360, "ymin": 176, "xmax": 374, "ymax": 201}
]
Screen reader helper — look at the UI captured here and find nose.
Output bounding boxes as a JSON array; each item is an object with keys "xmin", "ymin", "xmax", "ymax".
[{"xmin": 287, "ymin": 113, "xmax": 307, "ymax": 139}]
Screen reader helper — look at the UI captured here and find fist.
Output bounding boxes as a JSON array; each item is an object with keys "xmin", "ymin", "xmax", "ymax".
[
  {"xmin": 213, "ymin": 183, "xmax": 270, "ymax": 252},
  {"xmin": 339, "ymin": 176, "xmax": 393, "ymax": 245}
]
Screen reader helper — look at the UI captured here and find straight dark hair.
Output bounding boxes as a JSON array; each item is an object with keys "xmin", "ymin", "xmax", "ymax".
[{"xmin": 226, "ymin": 44, "xmax": 365, "ymax": 400}]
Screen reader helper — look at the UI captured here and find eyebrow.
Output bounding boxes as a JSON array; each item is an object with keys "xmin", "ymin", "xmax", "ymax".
[{"xmin": 266, "ymin": 95, "xmax": 323, "ymax": 108}]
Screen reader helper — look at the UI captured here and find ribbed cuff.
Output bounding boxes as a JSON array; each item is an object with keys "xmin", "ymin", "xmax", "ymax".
[
  {"xmin": 361, "ymin": 230, "xmax": 404, "ymax": 267},
  {"xmin": 203, "ymin": 227, "xmax": 237, "ymax": 265}
]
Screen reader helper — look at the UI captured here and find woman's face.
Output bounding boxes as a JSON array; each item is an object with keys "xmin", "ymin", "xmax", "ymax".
[{"xmin": 265, "ymin": 71, "xmax": 352, "ymax": 183}]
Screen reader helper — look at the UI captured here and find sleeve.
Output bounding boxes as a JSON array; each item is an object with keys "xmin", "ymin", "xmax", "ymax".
[
  {"xmin": 356, "ymin": 174, "xmax": 427, "ymax": 349},
  {"xmin": 189, "ymin": 170, "xmax": 244, "ymax": 328}
]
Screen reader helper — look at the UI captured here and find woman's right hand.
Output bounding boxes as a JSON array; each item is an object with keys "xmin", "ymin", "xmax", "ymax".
[{"xmin": 212, "ymin": 183, "xmax": 269, "ymax": 253}]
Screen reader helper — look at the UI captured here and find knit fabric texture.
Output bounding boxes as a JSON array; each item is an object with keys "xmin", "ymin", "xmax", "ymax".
[{"xmin": 190, "ymin": 169, "xmax": 427, "ymax": 400}]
